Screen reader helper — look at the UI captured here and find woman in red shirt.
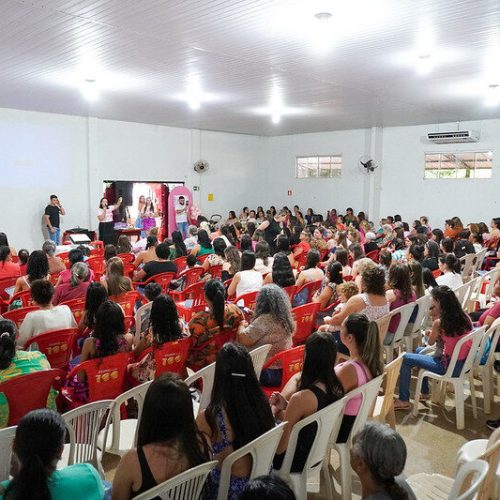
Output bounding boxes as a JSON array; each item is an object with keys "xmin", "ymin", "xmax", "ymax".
[
  {"xmin": 0, "ymin": 246, "xmax": 21, "ymax": 279},
  {"xmin": 293, "ymin": 230, "xmax": 311, "ymax": 269}
]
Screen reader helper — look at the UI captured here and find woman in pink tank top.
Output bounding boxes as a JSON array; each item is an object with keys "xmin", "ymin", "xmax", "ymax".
[{"xmin": 335, "ymin": 313, "xmax": 384, "ymax": 443}]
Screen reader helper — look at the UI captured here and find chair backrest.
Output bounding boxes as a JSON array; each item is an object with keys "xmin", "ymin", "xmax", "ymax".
[
  {"xmin": 179, "ymin": 267, "xmax": 205, "ymax": 288},
  {"xmin": 0, "ymin": 426, "xmax": 16, "ymax": 482},
  {"xmin": 233, "ymin": 290, "xmax": 259, "ymax": 311},
  {"xmin": 461, "ymin": 253, "xmax": 479, "ymax": 282},
  {"xmin": 473, "ymin": 248, "xmax": 487, "ymax": 274},
  {"xmin": 102, "ymin": 381, "xmax": 152, "ymax": 455},
  {"xmin": 476, "ymin": 427, "xmax": 500, "ymax": 500},
  {"xmin": 217, "ymin": 423, "xmax": 287, "ymax": 500},
  {"xmin": 448, "ymin": 459, "xmax": 489, "ymax": 500},
  {"xmin": 145, "ymin": 272, "xmax": 176, "ymax": 292},
  {"xmin": 133, "ymin": 460, "xmax": 219, "ymax": 500},
  {"xmin": 184, "ymin": 362, "xmax": 216, "ymax": 414},
  {"xmin": 175, "ymin": 281, "xmax": 205, "ymax": 303},
  {"xmin": 123, "ymin": 263, "xmax": 136, "ymax": 278},
  {"xmin": 8, "ymin": 290, "xmax": 33, "ymax": 308},
  {"xmin": 474, "ymin": 269, "xmax": 497, "ymax": 303},
  {"xmin": 279, "ymin": 399, "xmax": 345, "ymax": 481},
  {"xmin": 63, "ymin": 399, "xmax": 113, "ymax": 472},
  {"xmin": 0, "ymin": 277, "xmax": 18, "ymax": 300},
  {"xmin": 67, "ymin": 352, "xmax": 131, "ymax": 401},
  {"xmin": 377, "ymin": 355, "xmax": 403, "ymax": 421},
  {"xmin": 388, "ymin": 302, "xmax": 416, "ymax": 347},
  {"xmin": 475, "ymin": 319, "xmax": 500, "ymax": 369},
  {"xmin": 366, "ymin": 249, "xmax": 380, "ymax": 263},
  {"xmin": 86, "ymin": 256, "xmax": 106, "ymax": 278},
  {"xmin": 409, "ymin": 294, "xmax": 432, "ymax": 335},
  {"xmin": 118, "ymin": 253, "xmax": 134, "ymax": 264},
  {"xmin": 150, "ymin": 337, "xmax": 191, "ymax": 377},
  {"xmin": 454, "ymin": 278, "xmax": 477, "ymax": 309},
  {"xmin": 90, "ymin": 240, "xmax": 105, "ymax": 256},
  {"xmin": 173, "ymin": 256, "xmax": 188, "ymax": 274},
  {"xmin": 110, "ymin": 291, "xmax": 141, "ymax": 317},
  {"xmin": 24, "ymin": 328, "xmax": 77, "ymax": 369},
  {"xmin": 444, "ymin": 328, "xmax": 484, "ymax": 379},
  {"xmin": 207, "ymin": 264, "xmax": 223, "ymax": 279},
  {"xmin": 0, "ymin": 369, "xmax": 65, "ymax": 425},
  {"xmin": 262, "ymin": 345, "xmax": 305, "ymax": 392},
  {"xmin": 60, "ymin": 297, "xmax": 87, "ymax": 324},
  {"xmin": 2, "ymin": 306, "xmax": 40, "ymax": 328},
  {"xmin": 432, "ymin": 269, "xmax": 442, "ymax": 278},
  {"xmin": 337, "ymin": 375, "xmax": 385, "ymax": 447},
  {"xmin": 375, "ymin": 314, "xmax": 391, "ymax": 346},
  {"xmin": 292, "ymin": 302, "xmax": 321, "ymax": 345},
  {"xmin": 248, "ymin": 344, "xmax": 272, "ymax": 379},
  {"xmin": 294, "ymin": 279, "xmax": 323, "ymax": 304},
  {"xmin": 282, "ymin": 285, "xmax": 297, "ymax": 302}
]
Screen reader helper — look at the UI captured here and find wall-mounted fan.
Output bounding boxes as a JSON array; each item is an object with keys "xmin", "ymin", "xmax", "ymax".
[
  {"xmin": 359, "ymin": 155, "xmax": 379, "ymax": 173},
  {"xmin": 194, "ymin": 160, "xmax": 209, "ymax": 173}
]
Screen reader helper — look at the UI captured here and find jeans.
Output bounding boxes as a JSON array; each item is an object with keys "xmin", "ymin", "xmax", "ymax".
[
  {"xmin": 398, "ymin": 350, "xmax": 466, "ymax": 402},
  {"xmin": 49, "ymin": 227, "xmax": 61, "ymax": 245},
  {"xmin": 177, "ymin": 221, "xmax": 189, "ymax": 239}
]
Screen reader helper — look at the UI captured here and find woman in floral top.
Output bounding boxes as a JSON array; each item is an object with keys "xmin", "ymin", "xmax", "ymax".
[{"xmin": 187, "ymin": 280, "xmax": 244, "ymax": 371}]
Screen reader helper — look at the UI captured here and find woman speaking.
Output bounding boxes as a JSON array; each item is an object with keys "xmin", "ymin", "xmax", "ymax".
[{"xmin": 97, "ymin": 196, "xmax": 122, "ymax": 245}]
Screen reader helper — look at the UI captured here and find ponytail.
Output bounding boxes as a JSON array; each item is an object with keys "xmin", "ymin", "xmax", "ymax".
[
  {"xmin": 381, "ymin": 478, "xmax": 410, "ymax": 500},
  {"xmin": 0, "ymin": 320, "xmax": 17, "ymax": 370},
  {"xmin": 440, "ymin": 253, "xmax": 460, "ymax": 274},
  {"xmin": 5, "ymin": 454, "xmax": 51, "ymax": 500},
  {"xmin": 204, "ymin": 280, "xmax": 226, "ymax": 328}
]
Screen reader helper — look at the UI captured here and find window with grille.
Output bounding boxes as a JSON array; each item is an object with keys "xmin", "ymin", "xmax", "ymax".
[
  {"xmin": 296, "ymin": 155, "xmax": 342, "ymax": 178},
  {"xmin": 424, "ymin": 151, "xmax": 492, "ymax": 179}
]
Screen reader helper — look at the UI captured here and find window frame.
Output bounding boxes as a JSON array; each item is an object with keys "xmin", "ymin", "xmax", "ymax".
[
  {"xmin": 295, "ymin": 154, "xmax": 342, "ymax": 179},
  {"xmin": 424, "ymin": 150, "xmax": 493, "ymax": 180}
]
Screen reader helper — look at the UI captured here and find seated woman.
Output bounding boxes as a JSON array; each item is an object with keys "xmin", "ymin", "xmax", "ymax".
[
  {"xmin": 78, "ymin": 282, "xmax": 108, "ymax": 338},
  {"xmin": 222, "ymin": 246, "xmax": 241, "ymax": 282},
  {"xmin": 0, "ymin": 232, "xmax": 17, "ymax": 260},
  {"xmin": 133, "ymin": 235, "xmax": 158, "ymax": 268},
  {"xmin": 332, "ymin": 247, "xmax": 352, "ymax": 277},
  {"xmin": 384, "ymin": 262, "xmax": 416, "ymax": 345},
  {"xmin": 275, "ymin": 235, "xmax": 294, "ymax": 267},
  {"xmin": 363, "ymin": 232, "xmax": 378, "ymax": 254},
  {"xmin": 13, "ymin": 250, "xmax": 49, "ymax": 295},
  {"xmin": 270, "ymin": 332, "xmax": 344, "ymax": 472},
  {"xmin": 105, "ymin": 257, "xmax": 133, "ymax": 296},
  {"xmin": 351, "ymin": 422, "xmax": 416, "ymax": 500},
  {"xmin": 190, "ymin": 229, "xmax": 214, "ymax": 257},
  {"xmin": 237, "ymin": 284, "xmax": 295, "ymax": 386},
  {"xmin": 196, "ymin": 343, "xmax": 275, "ymax": 499},
  {"xmin": 313, "ymin": 261, "xmax": 344, "ymax": 310},
  {"xmin": 227, "ymin": 251, "xmax": 263, "ymax": 298},
  {"xmin": 104, "ymin": 244, "xmax": 118, "ymax": 262},
  {"xmin": 254, "ymin": 241, "xmax": 274, "ymax": 274},
  {"xmin": 112, "ymin": 374, "xmax": 210, "ymax": 499},
  {"xmin": 188, "ymin": 280, "xmax": 244, "ymax": 371},
  {"xmin": 421, "ymin": 240, "xmax": 439, "ymax": 272},
  {"xmin": 240, "ymin": 234, "xmax": 253, "ymax": 252},
  {"xmin": 422, "ymin": 267, "xmax": 439, "ymax": 294},
  {"xmin": 0, "ymin": 246, "xmax": 20, "ymax": 280},
  {"xmin": 202, "ymin": 237, "xmax": 227, "ymax": 274},
  {"xmin": 1, "ymin": 409, "xmax": 104, "ymax": 499},
  {"xmin": 292, "ymin": 230, "xmax": 311, "ymax": 269},
  {"xmin": 264, "ymin": 252, "xmax": 296, "ymax": 287},
  {"xmin": 53, "ymin": 262, "xmax": 91, "ymax": 305},
  {"xmin": 55, "ymin": 248, "xmax": 93, "ymax": 286},
  {"xmin": 42, "ymin": 240, "xmax": 66, "ymax": 276},
  {"xmin": 436, "ymin": 253, "xmax": 463, "ymax": 289},
  {"xmin": 293, "ymin": 250, "xmax": 324, "ymax": 306},
  {"xmin": 169, "ymin": 230, "xmax": 188, "ymax": 260},
  {"xmin": 17, "ymin": 279, "xmax": 76, "ymax": 347},
  {"xmin": 133, "ymin": 243, "xmax": 177, "ymax": 283},
  {"xmin": 116, "ymin": 234, "xmax": 133, "ymax": 255},
  {"xmin": 394, "ymin": 285, "xmax": 472, "ymax": 410}
]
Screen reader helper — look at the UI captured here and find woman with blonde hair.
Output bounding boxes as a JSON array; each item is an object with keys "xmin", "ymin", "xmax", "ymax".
[{"xmin": 105, "ymin": 257, "xmax": 133, "ymax": 296}]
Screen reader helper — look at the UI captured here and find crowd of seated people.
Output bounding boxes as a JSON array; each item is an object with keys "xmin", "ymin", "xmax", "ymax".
[{"xmin": 0, "ymin": 205, "xmax": 499, "ymax": 498}]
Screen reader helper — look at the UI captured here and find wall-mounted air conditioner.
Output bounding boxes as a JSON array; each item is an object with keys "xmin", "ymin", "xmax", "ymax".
[{"xmin": 426, "ymin": 130, "xmax": 480, "ymax": 144}]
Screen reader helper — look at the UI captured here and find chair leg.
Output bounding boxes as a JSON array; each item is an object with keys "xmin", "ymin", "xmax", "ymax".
[
  {"xmin": 337, "ymin": 444, "xmax": 352, "ymax": 500},
  {"xmin": 483, "ymin": 367, "xmax": 492, "ymax": 414},
  {"xmin": 387, "ymin": 407, "xmax": 396, "ymax": 429},
  {"xmin": 454, "ymin": 381, "xmax": 465, "ymax": 430},
  {"xmin": 385, "ymin": 346, "xmax": 393, "ymax": 364},
  {"xmin": 321, "ymin": 454, "xmax": 335, "ymax": 500},
  {"xmin": 412, "ymin": 373, "xmax": 424, "ymax": 417},
  {"xmin": 469, "ymin": 372, "xmax": 478, "ymax": 420}
]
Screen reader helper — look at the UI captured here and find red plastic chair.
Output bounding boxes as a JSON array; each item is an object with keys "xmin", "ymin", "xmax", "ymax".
[
  {"xmin": 110, "ymin": 291, "xmax": 143, "ymax": 317},
  {"xmin": 123, "ymin": 262, "xmax": 136, "ymax": 278},
  {"xmin": 261, "ymin": 345, "xmax": 305, "ymax": 398},
  {"xmin": 49, "ymin": 272, "xmax": 61, "ymax": 285},
  {"xmin": 170, "ymin": 281, "xmax": 205, "ymax": 303},
  {"xmin": 57, "ymin": 251, "xmax": 71, "ymax": 269},
  {"xmin": 366, "ymin": 250, "xmax": 380, "ymax": 263},
  {"xmin": 124, "ymin": 315, "xmax": 135, "ymax": 331},
  {"xmin": 62, "ymin": 352, "xmax": 131, "ymax": 408},
  {"xmin": 139, "ymin": 337, "xmax": 191, "ymax": 378},
  {"xmin": 8, "ymin": 290, "xmax": 33, "ymax": 308},
  {"xmin": 90, "ymin": 240, "xmax": 105, "ymax": 257},
  {"xmin": 0, "ymin": 369, "xmax": 65, "ymax": 425},
  {"xmin": 178, "ymin": 267, "xmax": 204, "ymax": 289},
  {"xmin": 86, "ymin": 256, "xmax": 106, "ymax": 281},
  {"xmin": 282, "ymin": 285, "xmax": 297, "ymax": 302},
  {"xmin": 293, "ymin": 279, "xmax": 323, "ymax": 305},
  {"xmin": 173, "ymin": 256, "xmax": 188, "ymax": 274},
  {"xmin": 197, "ymin": 254, "xmax": 210, "ymax": 264},
  {"xmin": 432, "ymin": 269, "xmax": 442, "ymax": 278},
  {"xmin": 232, "ymin": 291, "xmax": 259, "ymax": 311},
  {"xmin": 24, "ymin": 328, "xmax": 77, "ymax": 369},
  {"xmin": 0, "ymin": 276, "xmax": 18, "ymax": 313},
  {"xmin": 133, "ymin": 272, "xmax": 176, "ymax": 293},
  {"xmin": 3, "ymin": 306, "xmax": 40, "ymax": 328},
  {"xmin": 292, "ymin": 302, "xmax": 321, "ymax": 346},
  {"xmin": 343, "ymin": 275, "xmax": 354, "ymax": 282},
  {"xmin": 207, "ymin": 265, "xmax": 223, "ymax": 279},
  {"xmin": 188, "ymin": 326, "xmax": 239, "ymax": 370},
  {"xmin": 118, "ymin": 253, "xmax": 135, "ymax": 264},
  {"xmin": 61, "ymin": 297, "xmax": 87, "ymax": 325}
]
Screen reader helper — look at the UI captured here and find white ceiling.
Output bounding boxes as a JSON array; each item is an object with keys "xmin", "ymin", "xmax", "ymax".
[{"xmin": 2, "ymin": 0, "xmax": 500, "ymax": 135}]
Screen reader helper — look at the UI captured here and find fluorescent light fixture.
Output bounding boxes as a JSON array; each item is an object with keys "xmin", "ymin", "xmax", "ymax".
[
  {"xmin": 416, "ymin": 54, "xmax": 433, "ymax": 75},
  {"xmin": 485, "ymin": 84, "xmax": 500, "ymax": 107},
  {"xmin": 80, "ymin": 78, "xmax": 99, "ymax": 102},
  {"xmin": 186, "ymin": 75, "xmax": 202, "ymax": 110}
]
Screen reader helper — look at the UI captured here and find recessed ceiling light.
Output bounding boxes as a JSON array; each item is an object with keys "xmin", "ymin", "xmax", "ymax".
[{"xmin": 314, "ymin": 12, "xmax": 332, "ymax": 21}]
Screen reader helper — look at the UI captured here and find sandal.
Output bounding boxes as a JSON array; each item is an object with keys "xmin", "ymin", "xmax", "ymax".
[{"xmin": 393, "ymin": 399, "xmax": 412, "ymax": 411}]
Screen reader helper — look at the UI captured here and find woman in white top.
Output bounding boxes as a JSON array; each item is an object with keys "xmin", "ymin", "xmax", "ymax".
[
  {"xmin": 97, "ymin": 196, "xmax": 122, "ymax": 245},
  {"xmin": 254, "ymin": 241, "xmax": 274, "ymax": 274},
  {"xmin": 18, "ymin": 279, "xmax": 76, "ymax": 347},
  {"xmin": 228, "ymin": 251, "xmax": 263, "ymax": 298},
  {"xmin": 436, "ymin": 253, "xmax": 463, "ymax": 290}
]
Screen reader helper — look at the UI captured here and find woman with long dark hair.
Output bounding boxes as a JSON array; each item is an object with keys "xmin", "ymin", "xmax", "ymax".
[
  {"xmin": 202, "ymin": 237, "xmax": 227, "ymax": 274},
  {"xmin": 295, "ymin": 249, "xmax": 324, "ymax": 288},
  {"xmin": 422, "ymin": 240, "xmax": 440, "ymax": 271},
  {"xmin": 112, "ymin": 374, "xmax": 210, "ymax": 499},
  {"xmin": 394, "ymin": 285, "xmax": 472, "ymax": 410},
  {"xmin": 97, "ymin": 196, "xmax": 122, "ymax": 245},
  {"xmin": 2, "ymin": 409, "xmax": 104, "ymax": 500},
  {"xmin": 313, "ymin": 260, "xmax": 344, "ymax": 309},
  {"xmin": 436, "ymin": 253, "xmax": 463, "ymax": 289},
  {"xmin": 197, "ymin": 343, "xmax": 275, "ymax": 499},
  {"xmin": 271, "ymin": 332, "xmax": 344, "ymax": 472},
  {"xmin": 227, "ymin": 251, "xmax": 263, "ymax": 298},
  {"xmin": 141, "ymin": 196, "xmax": 157, "ymax": 233},
  {"xmin": 78, "ymin": 282, "xmax": 108, "ymax": 335},
  {"xmin": 13, "ymin": 249, "xmax": 49, "ymax": 294},
  {"xmin": 188, "ymin": 280, "xmax": 244, "ymax": 371},
  {"xmin": 0, "ymin": 245, "xmax": 20, "ymax": 279},
  {"xmin": 222, "ymin": 245, "xmax": 241, "ymax": 281},
  {"xmin": 264, "ymin": 251, "xmax": 296, "ymax": 287},
  {"xmin": 133, "ymin": 235, "xmax": 158, "ymax": 267},
  {"xmin": 254, "ymin": 240, "xmax": 274, "ymax": 274},
  {"xmin": 190, "ymin": 229, "xmax": 214, "ymax": 257},
  {"xmin": 169, "ymin": 230, "xmax": 187, "ymax": 259}
]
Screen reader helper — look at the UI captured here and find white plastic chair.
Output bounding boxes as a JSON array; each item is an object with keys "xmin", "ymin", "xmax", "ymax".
[
  {"xmin": 274, "ymin": 399, "xmax": 344, "ymax": 500},
  {"xmin": 133, "ymin": 460, "xmax": 218, "ymax": 500},
  {"xmin": 218, "ymin": 422, "xmax": 286, "ymax": 500},
  {"xmin": 461, "ymin": 254, "xmax": 480, "ymax": 283},
  {"xmin": 402, "ymin": 294, "xmax": 432, "ymax": 352},
  {"xmin": 323, "ymin": 375, "xmax": 385, "ymax": 500},
  {"xmin": 59, "ymin": 399, "xmax": 113, "ymax": 478},
  {"xmin": 249, "ymin": 344, "xmax": 272, "ymax": 379},
  {"xmin": 473, "ymin": 248, "xmax": 488, "ymax": 276},
  {"xmin": 383, "ymin": 302, "xmax": 416, "ymax": 362},
  {"xmin": 0, "ymin": 426, "xmax": 16, "ymax": 481},
  {"xmin": 184, "ymin": 362, "xmax": 216, "ymax": 416},
  {"xmin": 412, "ymin": 329, "xmax": 484, "ymax": 430},
  {"xmin": 468, "ymin": 269, "xmax": 496, "ymax": 310},
  {"xmin": 408, "ymin": 459, "xmax": 489, "ymax": 500},
  {"xmin": 454, "ymin": 278, "xmax": 478, "ymax": 310},
  {"xmin": 470, "ymin": 320, "xmax": 500, "ymax": 415},
  {"xmin": 98, "ymin": 380, "xmax": 152, "ymax": 456}
]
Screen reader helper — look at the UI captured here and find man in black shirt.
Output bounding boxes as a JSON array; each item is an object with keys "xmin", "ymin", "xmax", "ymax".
[{"xmin": 43, "ymin": 194, "xmax": 65, "ymax": 245}]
